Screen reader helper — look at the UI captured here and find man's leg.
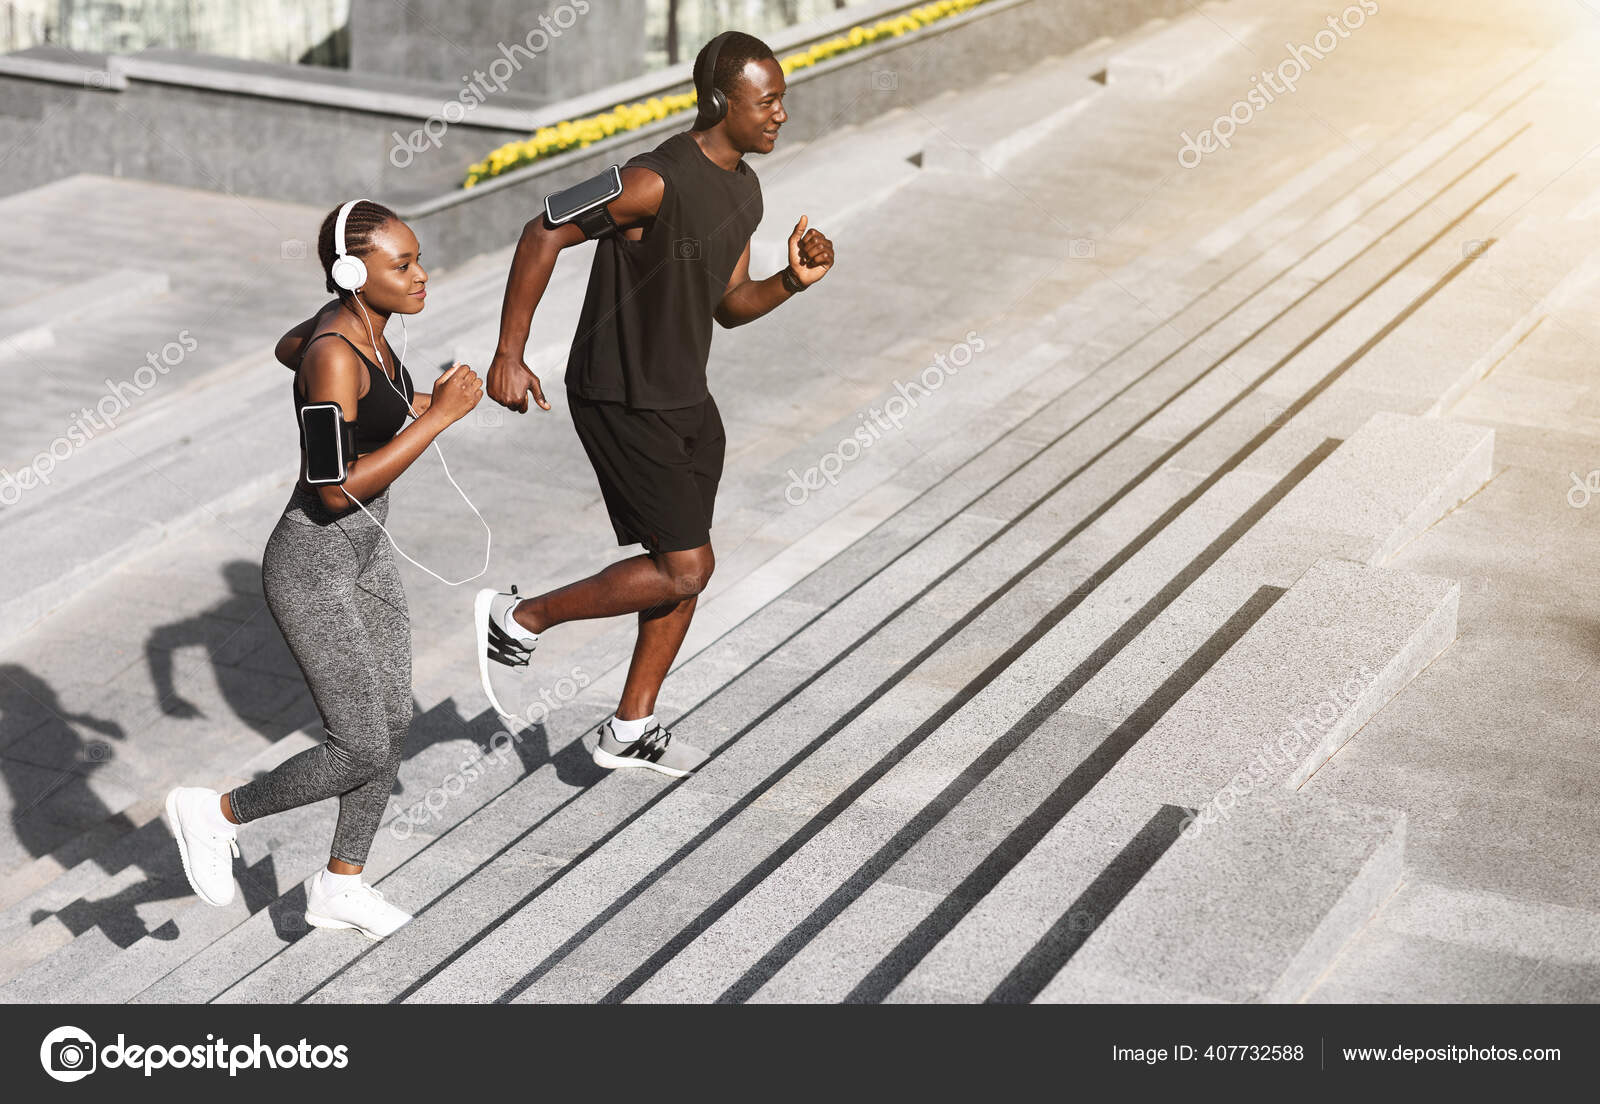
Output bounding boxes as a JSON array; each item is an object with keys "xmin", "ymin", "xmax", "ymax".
[
  {"xmin": 510, "ymin": 543, "xmax": 712, "ymax": 637},
  {"xmin": 618, "ymin": 590, "xmax": 699, "ymax": 720}
]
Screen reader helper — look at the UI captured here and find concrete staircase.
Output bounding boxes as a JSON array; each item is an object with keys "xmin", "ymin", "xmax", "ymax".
[{"xmin": 2, "ymin": 0, "xmax": 1597, "ymax": 1004}]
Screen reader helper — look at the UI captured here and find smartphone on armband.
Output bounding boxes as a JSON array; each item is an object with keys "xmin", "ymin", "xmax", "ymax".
[
  {"xmin": 545, "ymin": 165, "xmax": 623, "ymax": 228},
  {"xmin": 301, "ymin": 401, "xmax": 352, "ymax": 486}
]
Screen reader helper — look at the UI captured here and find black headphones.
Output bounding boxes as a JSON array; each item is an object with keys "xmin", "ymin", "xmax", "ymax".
[{"xmin": 693, "ymin": 30, "xmax": 737, "ymax": 130}]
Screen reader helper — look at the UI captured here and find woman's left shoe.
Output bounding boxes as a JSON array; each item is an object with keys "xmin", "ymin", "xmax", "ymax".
[{"xmin": 305, "ymin": 872, "xmax": 412, "ymax": 940}]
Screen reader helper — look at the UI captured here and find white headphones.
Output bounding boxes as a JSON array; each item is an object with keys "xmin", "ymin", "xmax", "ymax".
[
  {"xmin": 330, "ymin": 198, "xmax": 370, "ymax": 292},
  {"xmin": 321, "ymin": 196, "xmax": 492, "ymax": 588}
]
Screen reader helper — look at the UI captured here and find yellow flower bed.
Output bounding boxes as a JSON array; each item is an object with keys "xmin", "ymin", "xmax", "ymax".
[{"xmin": 463, "ymin": 0, "xmax": 991, "ymax": 187}]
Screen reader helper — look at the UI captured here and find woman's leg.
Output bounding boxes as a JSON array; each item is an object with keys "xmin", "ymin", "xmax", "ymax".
[
  {"xmin": 227, "ymin": 514, "xmax": 401, "ymax": 869},
  {"xmin": 326, "ymin": 535, "xmax": 413, "ymax": 870}
]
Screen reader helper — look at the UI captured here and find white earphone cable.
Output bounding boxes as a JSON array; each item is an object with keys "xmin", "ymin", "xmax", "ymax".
[{"xmin": 338, "ymin": 294, "xmax": 491, "ymax": 587}]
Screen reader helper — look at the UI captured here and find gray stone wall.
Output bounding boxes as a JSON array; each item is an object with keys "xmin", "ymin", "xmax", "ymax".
[
  {"xmin": 347, "ymin": 0, "xmax": 647, "ymax": 106},
  {"xmin": 405, "ymin": 0, "xmax": 1189, "ymax": 269},
  {"xmin": 0, "ymin": 0, "xmax": 1188, "ymax": 266}
]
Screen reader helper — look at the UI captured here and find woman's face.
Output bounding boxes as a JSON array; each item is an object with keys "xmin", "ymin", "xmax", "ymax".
[{"xmin": 354, "ymin": 219, "xmax": 428, "ymax": 314}]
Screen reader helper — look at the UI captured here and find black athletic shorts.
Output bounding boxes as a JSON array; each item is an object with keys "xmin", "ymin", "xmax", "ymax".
[{"xmin": 568, "ymin": 391, "xmax": 726, "ymax": 554}]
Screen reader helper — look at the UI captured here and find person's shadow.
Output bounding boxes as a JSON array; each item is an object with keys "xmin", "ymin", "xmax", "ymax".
[
  {"xmin": 7, "ymin": 559, "xmax": 311, "ymax": 948},
  {"xmin": 144, "ymin": 560, "xmax": 317, "ymax": 740},
  {"xmin": 0, "ymin": 663, "xmax": 127, "ymax": 870},
  {"xmin": 13, "ymin": 557, "xmax": 610, "ymax": 954}
]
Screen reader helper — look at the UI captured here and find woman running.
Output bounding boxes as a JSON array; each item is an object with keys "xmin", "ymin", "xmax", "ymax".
[{"xmin": 164, "ymin": 199, "xmax": 483, "ymax": 939}]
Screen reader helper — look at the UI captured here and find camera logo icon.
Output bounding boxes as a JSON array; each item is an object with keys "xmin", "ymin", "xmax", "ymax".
[
  {"xmin": 1068, "ymin": 238, "xmax": 1096, "ymax": 259},
  {"xmin": 41, "ymin": 1026, "xmax": 97, "ymax": 1082},
  {"xmin": 672, "ymin": 237, "xmax": 701, "ymax": 261},
  {"xmin": 872, "ymin": 70, "xmax": 897, "ymax": 91},
  {"xmin": 281, "ymin": 239, "xmax": 308, "ymax": 260}
]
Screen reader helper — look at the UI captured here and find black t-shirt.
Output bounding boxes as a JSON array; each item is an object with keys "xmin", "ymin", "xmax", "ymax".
[{"xmin": 565, "ymin": 130, "xmax": 763, "ymax": 409}]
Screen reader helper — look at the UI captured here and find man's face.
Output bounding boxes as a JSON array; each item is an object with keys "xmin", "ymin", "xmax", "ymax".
[{"xmin": 724, "ymin": 57, "xmax": 788, "ymax": 154}]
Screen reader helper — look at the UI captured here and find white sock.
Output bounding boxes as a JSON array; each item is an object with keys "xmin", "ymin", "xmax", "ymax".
[
  {"xmin": 204, "ymin": 794, "xmax": 238, "ymax": 836},
  {"xmin": 319, "ymin": 868, "xmax": 362, "ymax": 895},
  {"xmin": 498, "ymin": 598, "xmax": 539, "ymax": 645},
  {"xmin": 610, "ymin": 713, "xmax": 654, "ymax": 743}
]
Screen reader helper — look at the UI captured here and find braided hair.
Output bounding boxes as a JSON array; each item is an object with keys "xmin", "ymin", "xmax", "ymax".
[{"xmin": 317, "ymin": 199, "xmax": 398, "ymax": 296}]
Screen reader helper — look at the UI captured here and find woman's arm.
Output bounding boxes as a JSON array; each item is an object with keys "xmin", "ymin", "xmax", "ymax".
[
  {"xmin": 275, "ymin": 299, "xmax": 343, "ymax": 369},
  {"xmin": 300, "ymin": 341, "xmax": 479, "ymax": 513}
]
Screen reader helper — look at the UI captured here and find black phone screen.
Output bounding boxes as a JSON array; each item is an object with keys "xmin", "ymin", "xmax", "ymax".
[
  {"xmin": 547, "ymin": 165, "xmax": 622, "ymax": 225},
  {"xmin": 301, "ymin": 402, "xmax": 348, "ymax": 484}
]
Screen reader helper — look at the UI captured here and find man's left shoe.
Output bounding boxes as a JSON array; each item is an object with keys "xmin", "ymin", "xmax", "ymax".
[{"xmin": 475, "ymin": 585, "xmax": 539, "ymax": 719}]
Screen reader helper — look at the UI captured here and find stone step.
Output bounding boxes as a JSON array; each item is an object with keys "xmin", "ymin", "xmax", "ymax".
[
  {"xmin": 0, "ymin": 268, "xmax": 169, "ymax": 351},
  {"xmin": 1304, "ymin": 881, "xmax": 1600, "ymax": 1001},
  {"xmin": 916, "ymin": 54, "xmax": 1105, "ymax": 176},
  {"xmin": 378, "ymin": 123, "xmax": 1514, "ymax": 1002},
  {"xmin": 894, "ymin": 551, "xmax": 1462, "ymax": 1003},
  {"xmin": 1106, "ymin": 10, "xmax": 1258, "ymax": 95},
  {"xmin": 1036, "ymin": 788, "xmax": 1406, "ymax": 1003},
  {"xmin": 524, "ymin": 93, "xmax": 1550, "ymax": 998},
  {"xmin": 0, "ymin": 728, "xmax": 320, "ymax": 987},
  {"xmin": 3, "ymin": 700, "xmax": 616, "ymax": 1005},
  {"xmin": 612, "ymin": 403, "xmax": 1483, "ymax": 1003}
]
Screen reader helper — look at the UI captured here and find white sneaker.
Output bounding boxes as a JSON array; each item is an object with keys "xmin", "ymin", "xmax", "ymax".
[
  {"xmin": 475, "ymin": 585, "xmax": 540, "ymax": 720},
  {"xmin": 164, "ymin": 786, "xmax": 239, "ymax": 907},
  {"xmin": 305, "ymin": 873, "xmax": 412, "ymax": 940}
]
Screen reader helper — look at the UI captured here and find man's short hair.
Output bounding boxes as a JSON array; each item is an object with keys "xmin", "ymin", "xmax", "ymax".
[{"xmin": 698, "ymin": 31, "xmax": 776, "ymax": 104}]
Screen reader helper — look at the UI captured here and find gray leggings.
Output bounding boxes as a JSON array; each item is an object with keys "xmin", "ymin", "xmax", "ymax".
[{"xmin": 229, "ymin": 484, "xmax": 412, "ymax": 866}]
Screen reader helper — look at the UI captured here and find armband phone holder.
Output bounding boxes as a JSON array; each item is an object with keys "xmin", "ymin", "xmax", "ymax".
[
  {"xmin": 545, "ymin": 165, "xmax": 624, "ymax": 240},
  {"xmin": 301, "ymin": 400, "xmax": 356, "ymax": 485}
]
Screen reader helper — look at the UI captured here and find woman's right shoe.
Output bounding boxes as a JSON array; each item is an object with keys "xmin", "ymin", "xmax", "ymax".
[
  {"xmin": 475, "ymin": 585, "xmax": 539, "ymax": 719},
  {"xmin": 164, "ymin": 786, "xmax": 239, "ymax": 907},
  {"xmin": 305, "ymin": 872, "xmax": 412, "ymax": 940}
]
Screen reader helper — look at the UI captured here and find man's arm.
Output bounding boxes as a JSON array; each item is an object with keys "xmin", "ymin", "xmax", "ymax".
[
  {"xmin": 487, "ymin": 165, "xmax": 666, "ymax": 413},
  {"xmin": 715, "ymin": 214, "xmax": 834, "ymax": 328}
]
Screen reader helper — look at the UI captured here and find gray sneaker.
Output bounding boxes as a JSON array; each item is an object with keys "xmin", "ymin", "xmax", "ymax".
[{"xmin": 592, "ymin": 718, "xmax": 708, "ymax": 778}]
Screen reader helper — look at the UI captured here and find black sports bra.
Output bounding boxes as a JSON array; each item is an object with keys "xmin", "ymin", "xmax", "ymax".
[{"xmin": 293, "ymin": 331, "xmax": 416, "ymax": 454}]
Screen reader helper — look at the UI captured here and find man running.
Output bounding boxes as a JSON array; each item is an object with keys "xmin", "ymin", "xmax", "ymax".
[{"xmin": 476, "ymin": 30, "xmax": 835, "ymax": 777}]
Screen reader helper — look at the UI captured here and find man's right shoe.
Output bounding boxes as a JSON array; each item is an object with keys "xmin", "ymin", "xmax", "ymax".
[
  {"xmin": 164, "ymin": 786, "xmax": 239, "ymax": 907},
  {"xmin": 475, "ymin": 585, "xmax": 539, "ymax": 719},
  {"xmin": 592, "ymin": 718, "xmax": 709, "ymax": 778}
]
